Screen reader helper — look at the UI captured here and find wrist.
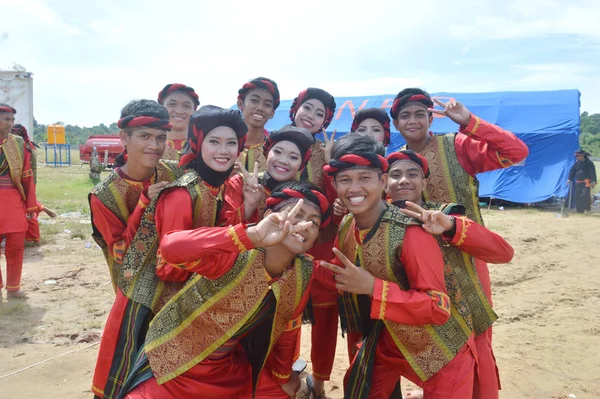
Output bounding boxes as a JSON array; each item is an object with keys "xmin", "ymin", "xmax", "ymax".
[{"xmin": 442, "ymin": 216, "xmax": 457, "ymax": 238}]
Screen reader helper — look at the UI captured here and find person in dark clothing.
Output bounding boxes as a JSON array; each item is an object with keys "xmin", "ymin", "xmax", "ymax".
[{"xmin": 568, "ymin": 149, "xmax": 597, "ymax": 213}]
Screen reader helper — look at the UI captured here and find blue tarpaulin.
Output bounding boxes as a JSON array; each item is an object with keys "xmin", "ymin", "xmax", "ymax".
[{"xmin": 261, "ymin": 89, "xmax": 580, "ymax": 203}]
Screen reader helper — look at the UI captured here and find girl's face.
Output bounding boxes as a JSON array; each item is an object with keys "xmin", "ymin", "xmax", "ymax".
[
  {"xmin": 200, "ymin": 126, "xmax": 239, "ymax": 172},
  {"xmin": 355, "ymin": 118, "xmax": 385, "ymax": 144},
  {"xmin": 164, "ymin": 92, "xmax": 195, "ymax": 132},
  {"xmin": 294, "ymin": 99, "xmax": 326, "ymax": 134},
  {"xmin": 267, "ymin": 140, "xmax": 303, "ymax": 182}
]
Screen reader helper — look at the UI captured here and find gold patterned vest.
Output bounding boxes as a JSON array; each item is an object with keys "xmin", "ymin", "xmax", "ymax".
[
  {"xmin": 116, "ymin": 170, "xmax": 223, "ymax": 312},
  {"xmin": 238, "ymin": 140, "xmax": 267, "ymax": 173},
  {"xmin": 144, "ymin": 250, "xmax": 313, "ymax": 384},
  {"xmin": 412, "ymin": 134, "xmax": 484, "ymax": 225},
  {"xmin": 1, "ymin": 134, "xmax": 28, "ymax": 200},
  {"xmin": 89, "ymin": 160, "xmax": 183, "ymax": 290},
  {"xmin": 338, "ymin": 204, "xmax": 473, "ymax": 381}
]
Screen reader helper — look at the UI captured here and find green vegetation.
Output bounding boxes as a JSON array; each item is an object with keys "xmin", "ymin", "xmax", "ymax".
[
  {"xmin": 580, "ymin": 112, "xmax": 600, "ymax": 157},
  {"xmin": 32, "ymin": 119, "xmax": 118, "ymax": 146},
  {"xmin": 35, "ymin": 166, "xmax": 96, "ymax": 214}
]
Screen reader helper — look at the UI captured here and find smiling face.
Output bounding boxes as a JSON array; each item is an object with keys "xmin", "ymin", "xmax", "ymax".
[
  {"xmin": 386, "ymin": 160, "xmax": 426, "ymax": 203},
  {"xmin": 237, "ymin": 89, "xmax": 275, "ymax": 130},
  {"xmin": 266, "ymin": 140, "xmax": 303, "ymax": 182},
  {"xmin": 333, "ymin": 168, "xmax": 387, "ymax": 215},
  {"xmin": 0, "ymin": 112, "xmax": 15, "ymax": 138},
  {"xmin": 266, "ymin": 200, "xmax": 321, "ymax": 255},
  {"xmin": 163, "ymin": 92, "xmax": 195, "ymax": 132},
  {"xmin": 294, "ymin": 99, "xmax": 326, "ymax": 134},
  {"xmin": 355, "ymin": 118, "xmax": 385, "ymax": 144},
  {"xmin": 200, "ymin": 126, "xmax": 239, "ymax": 172},
  {"xmin": 120, "ymin": 128, "xmax": 168, "ymax": 169},
  {"xmin": 393, "ymin": 103, "xmax": 433, "ymax": 143}
]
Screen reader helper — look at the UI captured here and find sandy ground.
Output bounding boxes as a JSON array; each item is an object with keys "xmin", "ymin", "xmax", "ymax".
[{"xmin": 1, "ymin": 207, "xmax": 599, "ymax": 399}]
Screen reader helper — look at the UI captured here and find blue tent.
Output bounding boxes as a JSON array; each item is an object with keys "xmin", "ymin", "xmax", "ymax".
[{"xmin": 262, "ymin": 89, "xmax": 580, "ymax": 203}]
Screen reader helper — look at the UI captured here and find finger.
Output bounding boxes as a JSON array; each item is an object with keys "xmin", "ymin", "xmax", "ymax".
[
  {"xmin": 320, "ymin": 261, "xmax": 345, "ymax": 275},
  {"xmin": 432, "ymin": 98, "xmax": 447, "ymax": 108},
  {"xmin": 404, "ymin": 201, "xmax": 425, "ymax": 214},
  {"xmin": 332, "ymin": 247, "xmax": 355, "ymax": 269},
  {"xmin": 331, "ymin": 129, "xmax": 336, "ymax": 142},
  {"xmin": 289, "ymin": 221, "xmax": 312, "ymax": 234},
  {"xmin": 398, "ymin": 208, "xmax": 423, "ymax": 220},
  {"xmin": 281, "ymin": 220, "xmax": 290, "ymax": 237},
  {"xmin": 239, "ymin": 164, "xmax": 250, "ymax": 181},
  {"xmin": 287, "ymin": 199, "xmax": 304, "ymax": 221},
  {"xmin": 253, "ymin": 162, "xmax": 259, "ymax": 180},
  {"xmin": 322, "ymin": 129, "xmax": 329, "ymax": 143}
]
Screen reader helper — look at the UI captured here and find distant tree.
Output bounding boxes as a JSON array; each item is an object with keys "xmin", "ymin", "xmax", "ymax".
[
  {"xmin": 31, "ymin": 117, "xmax": 120, "ymax": 145},
  {"xmin": 580, "ymin": 112, "xmax": 600, "ymax": 157}
]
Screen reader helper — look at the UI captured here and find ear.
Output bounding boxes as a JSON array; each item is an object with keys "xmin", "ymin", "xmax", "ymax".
[
  {"xmin": 237, "ymin": 98, "xmax": 244, "ymax": 111},
  {"xmin": 119, "ymin": 130, "xmax": 129, "ymax": 146},
  {"xmin": 392, "ymin": 118, "xmax": 400, "ymax": 132},
  {"xmin": 428, "ymin": 114, "xmax": 434, "ymax": 127},
  {"xmin": 379, "ymin": 173, "xmax": 388, "ymax": 189}
]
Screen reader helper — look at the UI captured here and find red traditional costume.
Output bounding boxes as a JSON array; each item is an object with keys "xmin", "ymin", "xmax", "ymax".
[
  {"xmin": 121, "ymin": 222, "xmax": 337, "ymax": 399},
  {"xmin": 401, "ymin": 114, "xmax": 527, "ymax": 398},
  {"xmin": 237, "ymin": 129, "xmax": 269, "ymax": 172},
  {"xmin": 338, "ymin": 204, "xmax": 480, "ymax": 399},
  {"xmin": 90, "ymin": 160, "xmax": 183, "ymax": 399},
  {"xmin": 162, "ymin": 138, "xmax": 186, "ymax": 161},
  {"xmin": 0, "ymin": 133, "xmax": 37, "ymax": 293}
]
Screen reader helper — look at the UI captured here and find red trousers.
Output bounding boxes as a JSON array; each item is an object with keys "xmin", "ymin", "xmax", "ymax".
[
  {"xmin": 26, "ymin": 216, "xmax": 40, "ymax": 242},
  {"xmin": 125, "ymin": 346, "xmax": 252, "ymax": 399},
  {"xmin": 0, "ymin": 232, "xmax": 26, "ymax": 291},
  {"xmin": 346, "ymin": 332, "xmax": 477, "ymax": 399},
  {"xmin": 473, "ymin": 328, "xmax": 500, "ymax": 399}
]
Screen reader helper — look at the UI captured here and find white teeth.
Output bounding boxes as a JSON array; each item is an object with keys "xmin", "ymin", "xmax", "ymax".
[
  {"xmin": 274, "ymin": 166, "xmax": 288, "ymax": 172},
  {"xmin": 253, "ymin": 114, "xmax": 264, "ymax": 121},
  {"xmin": 292, "ymin": 233, "xmax": 306, "ymax": 242},
  {"xmin": 349, "ymin": 196, "xmax": 366, "ymax": 203}
]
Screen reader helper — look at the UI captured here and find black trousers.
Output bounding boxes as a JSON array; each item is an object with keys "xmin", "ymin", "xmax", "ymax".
[{"xmin": 575, "ymin": 184, "xmax": 591, "ymax": 213}]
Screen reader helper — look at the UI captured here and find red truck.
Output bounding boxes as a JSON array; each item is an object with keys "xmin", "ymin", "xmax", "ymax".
[{"xmin": 79, "ymin": 135, "xmax": 124, "ymax": 167}]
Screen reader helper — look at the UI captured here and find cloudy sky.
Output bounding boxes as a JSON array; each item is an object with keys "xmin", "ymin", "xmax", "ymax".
[{"xmin": 1, "ymin": 0, "xmax": 599, "ymax": 126}]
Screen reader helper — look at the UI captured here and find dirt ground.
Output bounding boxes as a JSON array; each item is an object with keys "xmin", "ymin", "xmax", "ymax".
[{"xmin": 1, "ymin": 205, "xmax": 599, "ymax": 399}]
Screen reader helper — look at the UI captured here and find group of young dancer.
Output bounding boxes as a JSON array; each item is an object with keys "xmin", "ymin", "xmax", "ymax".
[{"xmin": 68, "ymin": 77, "xmax": 528, "ymax": 398}]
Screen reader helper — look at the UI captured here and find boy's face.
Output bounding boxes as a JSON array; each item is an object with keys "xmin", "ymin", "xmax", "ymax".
[
  {"xmin": 393, "ymin": 103, "xmax": 433, "ymax": 143},
  {"xmin": 0, "ymin": 112, "xmax": 15, "ymax": 137},
  {"xmin": 237, "ymin": 89, "xmax": 275, "ymax": 130},
  {"xmin": 265, "ymin": 201, "xmax": 321, "ymax": 255},
  {"xmin": 386, "ymin": 161, "xmax": 426, "ymax": 203},
  {"xmin": 334, "ymin": 168, "xmax": 387, "ymax": 216}
]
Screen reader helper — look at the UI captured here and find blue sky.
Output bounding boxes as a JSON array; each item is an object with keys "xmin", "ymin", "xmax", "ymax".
[{"xmin": 1, "ymin": 0, "xmax": 599, "ymax": 126}]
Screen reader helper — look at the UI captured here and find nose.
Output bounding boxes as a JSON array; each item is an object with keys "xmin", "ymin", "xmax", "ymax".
[{"xmin": 148, "ymin": 138, "xmax": 160, "ymax": 150}]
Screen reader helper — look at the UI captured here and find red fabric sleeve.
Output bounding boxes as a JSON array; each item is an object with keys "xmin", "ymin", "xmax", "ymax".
[
  {"xmin": 21, "ymin": 145, "xmax": 37, "ymax": 212},
  {"xmin": 444, "ymin": 215, "xmax": 514, "ymax": 264},
  {"xmin": 159, "ymin": 222, "xmax": 255, "ymax": 280},
  {"xmin": 218, "ymin": 174, "xmax": 245, "ymax": 226},
  {"xmin": 455, "ymin": 114, "xmax": 529, "ymax": 176},
  {"xmin": 370, "ymin": 226, "xmax": 450, "ymax": 326},
  {"xmin": 311, "ymin": 259, "xmax": 339, "ymax": 291}
]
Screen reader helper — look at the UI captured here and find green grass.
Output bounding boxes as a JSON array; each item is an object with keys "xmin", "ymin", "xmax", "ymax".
[
  {"xmin": 35, "ymin": 167, "xmax": 96, "ymax": 215},
  {"xmin": 594, "ymin": 161, "xmax": 600, "ymax": 196}
]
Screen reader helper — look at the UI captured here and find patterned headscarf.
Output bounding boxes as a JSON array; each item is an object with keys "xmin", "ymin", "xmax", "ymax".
[
  {"xmin": 157, "ymin": 83, "xmax": 200, "ymax": 109},
  {"xmin": 351, "ymin": 108, "xmax": 391, "ymax": 146},
  {"xmin": 289, "ymin": 88, "xmax": 337, "ymax": 131},
  {"xmin": 237, "ymin": 77, "xmax": 281, "ymax": 110},
  {"xmin": 263, "ymin": 125, "xmax": 315, "ymax": 170},
  {"xmin": 387, "ymin": 150, "xmax": 430, "ymax": 178},
  {"xmin": 390, "ymin": 88, "xmax": 434, "ymax": 120}
]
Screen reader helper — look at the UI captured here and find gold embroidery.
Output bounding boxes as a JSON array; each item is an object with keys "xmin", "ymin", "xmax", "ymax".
[
  {"xmin": 272, "ymin": 370, "xmax": 291, "ymax": 380},
  {"xmin": 471, "ymin": 116, "xmax": 481, "ymax": 135},
  {"xmin": 379, "ymin": 280, "xmax": 389, "ymax": 319},
  {"xmin": 228, "ymin": 226, "xmax": 247, "ymax": 252},
  {"xmin": 455, "ymin": 216, "xmax": 471, "ymax": 246}
]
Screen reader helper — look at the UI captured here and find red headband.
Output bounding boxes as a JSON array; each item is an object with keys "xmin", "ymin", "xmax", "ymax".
[
  {"xmin": 158, "ymin": 83, "xmax": 200, "ymax": 108},
  {"xmin": 387, "ymin": 151, "xmax": 430, "ymax": 178},
  {"xmin": 266, "ymin": 187, "xmax": 331, "ymax": 229},
  {"xmin": 324, "ymin": 153, "xmax": 389, "ymax": 177},
  {"xmin": 118, "ymin": 116, "xmax": 172, "ymax": 130},
  {"xmin": 0, "ymin": 106, "xmax": 16, "ymax": 114},
  {"xmin": 390, "ymin": 94, "xmax": 433, "ymax": 119}
]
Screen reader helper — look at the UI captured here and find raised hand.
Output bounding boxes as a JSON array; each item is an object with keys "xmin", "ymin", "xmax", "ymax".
[
  {"xmin": 322, "ymin": 129, "xmax": 336, "ymax": 163},
  {"xmin": 320, "ymin": 248, "xmax": 375, "ymax": 296},
  {"xmin": 397, "ymin": 201, "xmax": 454, "ymax": 235},
  {"xmin": 240, "ymin": 161, "xmax": 266, "ymax": 207},
  {"xmin": 333, "ymin": 197, "xmax": 348, "ymax": 217},
  {"xmin": 429, "ymin": 98, "xmax": 471, "ymax": 127},
  {"xmin": 247, "ymin": 199, "xmax": 313, "ymax": 248},
  {"xmin": 148, "ymin": 181, "xmax": 169, "ymax": 200}
]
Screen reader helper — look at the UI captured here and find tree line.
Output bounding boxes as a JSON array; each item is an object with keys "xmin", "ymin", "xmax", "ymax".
[{"xmin": 30, "ymin": 113, "xmax": 600, "ymax": 156}]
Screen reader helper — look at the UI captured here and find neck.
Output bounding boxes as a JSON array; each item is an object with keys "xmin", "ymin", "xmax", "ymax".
[
  {"xmin": 264, "ymin": 245, "xmax": 295, "ymax": 277},
  {"xmin": 120, "ymin": 160, "xmax": 155, "ymax": 181},
  {"xmin": 0, "ymin": 131, "xmax": 9, "ymax": 141},
  {"xmin": 354, "ymin": 200, "xmax": 386, "ymax": 230},
  {"xmin": 168, "ymin": 129, "xmax": 187, "ymax": 141},
  {"xmin": 246, "ymin": 127, "xmax": 265, "ymax": 146},
  {"xmin": 405, "ymin": 134, "xmax": 431, "ymax": 153}
]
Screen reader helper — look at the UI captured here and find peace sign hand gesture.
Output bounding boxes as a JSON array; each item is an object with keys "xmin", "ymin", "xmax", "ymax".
[
  {"xmin": 428, "ymin": 98, "xmax": 471, "ymax": 127},
  {"xmin": 320, "ymin": 248, "xmax": 376, "ymax": 296},
  {"xmin": 247, "ymin": 199, "xmax": 314, "ymax": 248},
  {"xmin": 397, "ymin": 201, "xmax": 454, "ymax": 236},
  {"xmin": 240, "ymin": 161, "xmax": 266, "ymax": 207},
  {"xmin": 322, "ymin": 129, "xmax": 336, "ymax": 163}
]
